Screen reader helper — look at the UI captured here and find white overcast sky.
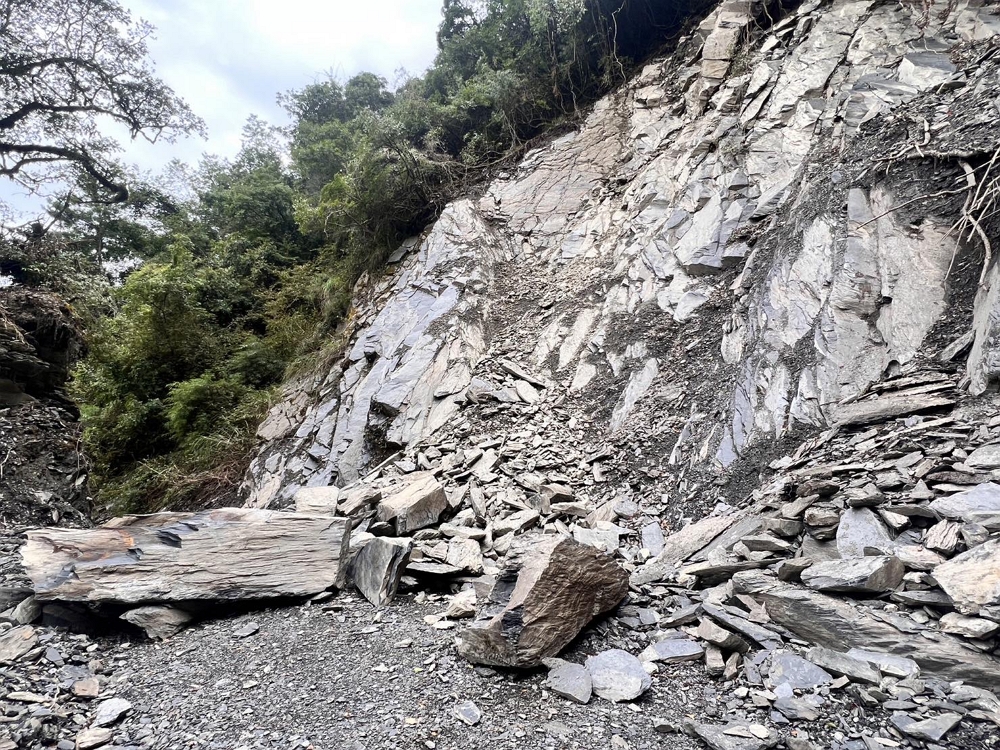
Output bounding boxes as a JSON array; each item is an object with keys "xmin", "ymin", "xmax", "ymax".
[{"xmin": 122, "ymin": 0, "xmax": 444, "ymax": 171}]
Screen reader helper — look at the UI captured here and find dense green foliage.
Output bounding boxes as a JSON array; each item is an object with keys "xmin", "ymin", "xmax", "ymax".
[{"xmin": 7, "ymin": 0, "xmax": 702, "ymax": 512}]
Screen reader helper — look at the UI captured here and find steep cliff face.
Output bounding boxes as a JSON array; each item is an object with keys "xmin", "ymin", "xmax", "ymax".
[{"xmin": 245, "ymin": 0, "xmax": 1000, "ymax": 514}]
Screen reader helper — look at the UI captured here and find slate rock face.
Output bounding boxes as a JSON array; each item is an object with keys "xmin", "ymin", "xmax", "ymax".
[{"xmin": 456, "ymin": 535, "xmax": 628, "ymax": 668}]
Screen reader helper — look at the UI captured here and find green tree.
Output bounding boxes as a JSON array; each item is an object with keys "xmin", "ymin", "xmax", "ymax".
[{"xmin": 0, "ymin": 0, "xmax": 203, "ymax": 206}]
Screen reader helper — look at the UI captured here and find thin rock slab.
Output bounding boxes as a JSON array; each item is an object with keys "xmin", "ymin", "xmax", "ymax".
[
  {"xmin": 805, "ymin": 647, "xmax": 881, "ymax": 684},
  {"xmin": 585, "ymin": 649, "xmax": 651, "ymax": 702},
  {"xmin": 455, "ymin": 534, "xmax": 628, "ymax": 668},
  {"xmin": 799, "ymin": 556, "xmax": 904, "ymax": 594},
  {"xmin": 683, "ymin": 720, "xmax": 780, "ymax": 750},
  {"xmin": 21, "ymin": 508, "xmax": 351, "ymax": 603},
  {"xmin": 347, "ymin": 537, "xmax": 413, "ymax": 607},
  {"xmin": 733, "ymin": 571, "xmax": 1000, "ymax": 688},
  {"xmin": 767, "ymin": 651, "xmax": 832, "ymax": 689},
  {"xmin": 639, "ymin": 638, "xmax": 704, "ymax": 663},
  {"xmin": 929, "ymin": 482, "xmax": 1000, "ymax": 522},
  {"xmin": 890, "ymin": 712, "xmax": 963, "ymax": 742}
]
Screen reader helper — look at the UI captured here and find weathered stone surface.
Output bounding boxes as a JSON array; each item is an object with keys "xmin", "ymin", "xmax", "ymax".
[
  {"xmin": 75, "ymin": 727, "xmax": 113, "ymax": 750},
  {"xmin": 293, "ymin": 485, "xmax": 341, "ymax": 513},
  {"xmin": 630, "ymin": 515, "xmax": 739, "ymax": 585},
  {"xmin": 832, "ymin": 394, "xmax": 954, "ymax": 427},
  {"xmin": 734, "ymin": 571, "xmax": 1000, "ymax": 687},
  {"xmin": 639, "ymin": 638, "xmax": 704, "ymax": 663},
  {"xmin": 93, "ymin": 698, "xmax": 132, "ymax": 727},
  {"xmin": 683, "ymin": 721, "xmax": 779, "ymax": 750},
  {"xmin": 698, "ymin": 619, "xmax": 750, "ymax": 654},
  {"xmin": 456, "ymin": 535, "xmax": 627, "ymax": 667},
  {"xmin": 377, "ymin": 473, "xmax": 448, "ymax": 534},
  {"xmin": 965, "ymin": 444, "xmax": 1000, "ymax": 470},
  {"xmin": 805, "ymin": 647, "xmax": 881, "ymax": 684},
  {"xmin": 933, "ymin": 539, "xmax": 1000, "ymax": 615},
  {"xmin": 890, "ymin": 712, "xmax": 962, "ymax": 742},
  {"xmin": 768, "ymin": 651, "xmax": 832, "ymax": 689},
  {"xmin": 446, "ymin": 538, "xmax": 484, "ymax": 574},
  {"xmin": 0, "ymin": 625, "xmax": 37, "ymax": 662},
  {"xmin": 543, "ymin": 659, "xmax": 593, "ymax": 704},
  {"xmin": 836, "ymin": 508, "xmax": 895, "ymax": 558},
  {"xmin": 348, "ymin": 537, "xmax": 413, "ymax": 607},
  {"xmin": 939, "ymin": 612, "xmax": 1000, "ymax": 639},
  {"xmin": 930, "ymin": 482, "xmax": 1000, "ymax": 522},
  {"xmin": 21, "ymin": 509, "xmax": 351, "ymax": 603},
  {"xmin": 585, "ymin": 649, "xmax": 651, "ymax": 702},
  {"xmin": 800, "ymin": 556, "xmax": 903, "ymax": 594},
  {"xmin": 120, "ymin": 606, "xmax": 192, "ymax": 640}
]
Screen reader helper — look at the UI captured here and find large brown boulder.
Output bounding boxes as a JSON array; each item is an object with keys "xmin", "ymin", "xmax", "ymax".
[{"xmin": 456, "ymin": 534, "xmax": 628, "ymax": 668}]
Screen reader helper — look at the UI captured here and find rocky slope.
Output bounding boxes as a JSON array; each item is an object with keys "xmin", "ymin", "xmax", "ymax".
[
  {"xmin": 245, "ymin": 0, "xmax": 1000, "ymax": 515},
  {"xmin": 6, "ymin": 2, "xmax": 1000, "ymax": 750}
]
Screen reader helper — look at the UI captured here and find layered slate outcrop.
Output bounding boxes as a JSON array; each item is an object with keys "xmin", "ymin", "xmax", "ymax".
[{"xmin": 246, "ymin": 1, "xmax": 1000, "ymax": 509}]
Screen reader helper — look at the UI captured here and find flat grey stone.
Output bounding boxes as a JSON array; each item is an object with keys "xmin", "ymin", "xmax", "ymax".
[
  {"xmin": 930, "ymin": 482, "xmax": 1000, "ymax": 522},
  {"xmin": 836, "ymin": 508, "xmax": 895, "ymax": 558},
  {"xmin": 93, "ymin": 698, "xmax": 132, "ymax": 727},
  {"xmin": 934, "ymin": 539, "xmax": 1000, "ymax": 615},
  {"xmin": 768, "ymin": 651, "xmax": 833, "ymax": 689},
  {"xmin": 544, "ymin": 659, "xmax": 593, "ymax": 704},
  {"xmin": 585, "ymin": 649, "xmax": 651, "ymax": 702},
  {"xmin": 683, "ymin": 721, "xmax": 780, "ymax": 750},
  {"xmin": 805, "ymin": 647, "xmax": 880, "ymax": 684},
  {"xmin": 800, "ymin": 556, "xmax": 903, "ymax": 594},
  {"xmin": 890, "ymin": 711, "xmax": 962, "ymax": 742},
  {"xmin": 639, "ymin": 638, "xmax": 704, "ymax": 663}
]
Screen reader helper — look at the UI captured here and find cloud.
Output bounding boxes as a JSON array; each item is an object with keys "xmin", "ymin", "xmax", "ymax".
[{"xmin": 121, "ymin": 0, "xmax": 443, "ymax": 170}]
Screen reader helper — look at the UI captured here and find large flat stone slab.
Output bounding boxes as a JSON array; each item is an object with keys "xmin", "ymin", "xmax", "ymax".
[{"xmin": 21, "ymin": 509, "xmax": 352, "ymax": 603}]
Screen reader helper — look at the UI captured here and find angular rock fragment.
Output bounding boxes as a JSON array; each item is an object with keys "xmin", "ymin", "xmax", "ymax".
[
  {"xmin": 939, "ymin": 612, "xmax": 1000, "ymax": 639},
  {"xmin": 631, "ymin": 515, "xmax": 738, "ymax": 585},
  {"xmin": 836, "ymin": 508, "xmax": 895, "ymax": 558},
  {"xmin": 846, "ymin": 649, "xmax": 919, "ymax": 679},
  {"xmin": 348, "ymin": 537, "xmax": 413, "ymax": 607},
  {"xmin": 800, "ymin": 556, "xmax": 903, "ymax": 594},
  {"xmin": 93, "ymin": 698, "xmax": 131, "ymax": 727},
  {"xmin": 120, "ymin": 605, "xmax": 192, "ymax": 640},
  {"xmin": 21, "ymin": 509, "xmax": 351, "ymax": 603},
  {"xmin": 774, "ymin": 682, "xmax": 823, "ymax": 721},
  {"xmin": 543, "ymin": 658, "xmax": 593, "ymax": 704},
  {"xmin": 585, "ymin": 649, "xmax": 651, "ymax": 702},
  {"xmin": 683, "ymin": 721, "xmax": 779, "ymax": 750},
  {"xmin": 456, "ymin": 535, "xmax": 627, "ymax": 667},
  {"xmin": 930, "ymin": 482, "xmax": 1000, "ymax": 522},
  {"xmin": 446, "ymin": 538, "xmax": 484, "ymax": 574},
  {"xmin": 75, "ymin": 727, "xmax": 113, "ymax": 750},
  {"xmin": 0, "ymin": 625, "xmax": 37, "ymax": 662},
  {"xmin": 492, "ymin": 508, "xmax": 540, "ymax": 536},
  {"xmin": 832, "ymin": 394, "xmax": 954, "ymax": 427},
  {"xmin": 733, "ymin": 572, "xmax": 1000, "ymax": 687},
  {"xmin": 698, "ymin": 619, "xmax": 750, "ymax": 653},
  {"xmin": 965, "ymin": 444, "xmax": 1000, "ymax": 470},
  {"xmin": 639, "ymin": 638, "xmax": 705, "ymax": 663},
  {"xmin": 805, "ymin": 647, "xmax": 880, "ymax": 684},
  {"xmin": 293, "ymin": 485, "xmax": 340, "ymax": 513},
  {"xmin": 933, "ymin": 539, "xmax": 1000, "ymax": 616},
  {"xmin": 768, "ymin": 651, "xmax": 832, "ymax": 689},
  {"xmin": 377, "ymin": 472, "xmax": 448, "ymax": 533},
  {"xmin": 890, "ymin": 712, "xmax": 962, "ymax": 742}
]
